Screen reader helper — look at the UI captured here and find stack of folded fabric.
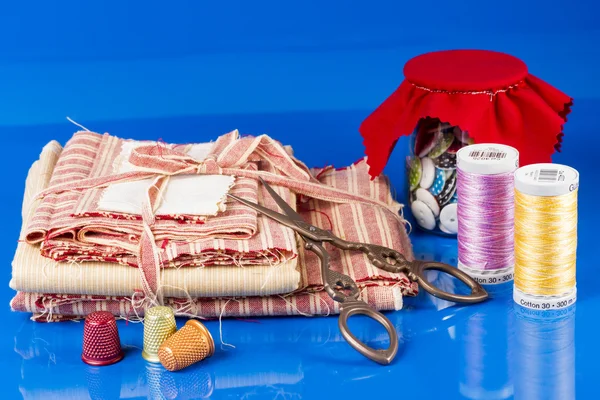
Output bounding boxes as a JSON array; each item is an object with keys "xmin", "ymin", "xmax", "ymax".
[{"xmin": 10, "ymin": 129, "xmax": 417, "ymax": 321}]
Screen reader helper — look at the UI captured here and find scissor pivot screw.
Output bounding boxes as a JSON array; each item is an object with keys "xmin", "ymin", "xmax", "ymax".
[{"xmin": 309, "ymin": 226, "xmax": 316, "ymax": 232}]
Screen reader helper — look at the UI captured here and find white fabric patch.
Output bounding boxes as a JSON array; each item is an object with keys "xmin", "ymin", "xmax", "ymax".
[
  {"xmin": 392, "ymin": 286, "xmax": 403, "ymax": 311},
  {"xmin": 98, "ymin": 141, "xmax": 234, "ymax": 216}
]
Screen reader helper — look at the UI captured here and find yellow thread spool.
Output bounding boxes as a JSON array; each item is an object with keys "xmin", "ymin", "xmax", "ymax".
[{"xmin": 513, "ymin": 163, "xmax": 579, "ymax": 310}]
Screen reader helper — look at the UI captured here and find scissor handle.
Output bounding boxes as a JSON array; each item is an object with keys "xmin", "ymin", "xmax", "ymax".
[
  {"xmin": 334, "ymin": 240, "xmax": 488, "ymax": 304},
  {"xmin": 332, "ymin": 240, "xmax": 410, "ymax": 273},
  {"xmin": 304, "ymin": 240, "xmax": 399, "ymax": 364},
  {"xmin": 338, "ymin": 299, "xmax": 399, "ymax": 365},
  {"xmin": 305, "ymin": 240, "xmax": 361, "ymax": 302},
  {"xmin": 410, "ymin": 261, "xmax": 488, "ymax": 303}
]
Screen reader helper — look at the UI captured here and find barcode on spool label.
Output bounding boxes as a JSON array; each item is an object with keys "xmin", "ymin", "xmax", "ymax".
[
  {"xmin": 537, "ymin": 169, "xmax": 559, "ymax": 182},
  {"xmin": 468, "ymin": 150, "xmax": 507, "ymax": 160}
]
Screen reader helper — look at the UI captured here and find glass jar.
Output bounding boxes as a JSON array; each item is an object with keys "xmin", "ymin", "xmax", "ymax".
[{"xmin": 406, "ymin": 118, "xmax": 473, "ymax": 236}]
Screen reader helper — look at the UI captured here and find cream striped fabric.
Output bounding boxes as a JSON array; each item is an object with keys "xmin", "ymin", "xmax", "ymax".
[
  {"xmin": 10, "ymin": 142, "xmax": 301, "ymax": 298},
  {"xmin": 11, "ymin": 137, "xmax": 417, "ymax": 320}
]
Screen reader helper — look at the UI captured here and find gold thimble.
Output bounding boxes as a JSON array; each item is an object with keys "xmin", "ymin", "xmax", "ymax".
[
  {"xmin": 158, "ymin": 319, "xmax": 215, "ymax": 371},
  {"xmin": 142, "ymin": 306, "xmax": 177, "ymax": 363}
]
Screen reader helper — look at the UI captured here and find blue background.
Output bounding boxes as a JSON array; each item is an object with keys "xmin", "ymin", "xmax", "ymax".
[{"xmin": 1, "ymin": 1, "xmax": 598, "ymax": 398}]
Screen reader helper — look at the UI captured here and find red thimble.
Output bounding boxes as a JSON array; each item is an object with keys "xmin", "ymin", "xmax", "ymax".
[{"xmin": 81, "ymin": 311, "xmax": 124, "ymax": 366}]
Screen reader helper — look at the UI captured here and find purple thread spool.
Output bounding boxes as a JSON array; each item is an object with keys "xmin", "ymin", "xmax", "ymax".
[{"xmin": 456, "ymin": 144, "xmax": 519, "ymax": 285}]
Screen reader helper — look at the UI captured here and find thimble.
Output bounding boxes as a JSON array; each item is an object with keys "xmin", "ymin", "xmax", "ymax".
[
  {"xmin": 142, "ymin": 306, "xmax": 177, "ymax": 363},
  {"xmin": 81, "ymin": 311, "xmax": 124, "ymax": 366},
  {"xmin": 158, "ymin": 319, "xmax": 215, "ymax": 371}
]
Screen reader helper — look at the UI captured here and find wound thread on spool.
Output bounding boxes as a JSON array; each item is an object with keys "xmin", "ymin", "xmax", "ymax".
[
  {"xmin": 456, "ymin": 143, "xmax": 519, "ymax": 285},
  {"xmin": 513, "ymin": 163, "xmax": 579, "ymax": 310}
]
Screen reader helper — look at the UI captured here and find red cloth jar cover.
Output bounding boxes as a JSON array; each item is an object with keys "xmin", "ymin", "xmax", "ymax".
[{"xmin": 359, "ymin": 49, "xmax": 573, "ymax": 177}]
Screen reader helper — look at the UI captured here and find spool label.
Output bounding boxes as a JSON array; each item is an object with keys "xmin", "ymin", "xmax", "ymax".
[
  {"xmin": 456, "ymin": 143, "xmax": 519, "ymax": 175},
  {"xmin": 534, "ymin": 168, "xmax": 564, "ymax": 183},
  {"xmin": 513, "ymin": 287, "xmax": 577, "ymax": 310},
  {"xmin": 467, "ymin": 149, "xmax": 508, "ymax": 161},
  {"xmin": 457, "ymin": 262, "xmax": 514, "ymax": 285},
  {"xmin": 471, "ymin": 271, "xmax": 514, "ymax": 285},
  {"xmin": 515, "ymin": 163, "xmax": 579, "ymax": 196}
]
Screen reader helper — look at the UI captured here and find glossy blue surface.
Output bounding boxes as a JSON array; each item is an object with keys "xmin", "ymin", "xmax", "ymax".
[{"xmin": 1, "ymin": 2, "xmax": 599, "ymax": 399}]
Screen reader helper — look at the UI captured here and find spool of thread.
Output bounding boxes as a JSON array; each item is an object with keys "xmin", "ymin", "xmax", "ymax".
[
  {"xmin": 513, "ymin": 163, "xmax": 579, "ymax": 310},
  {"xmin": 456, "ymin": 143, "xmax": 519, "ymax": 284},
  {"xmin": 514, "ymin": 305, "xmax": 575, "ymax": 400}
]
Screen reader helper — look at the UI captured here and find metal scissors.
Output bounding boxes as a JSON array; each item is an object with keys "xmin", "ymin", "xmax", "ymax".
[{"xmin": 228, "ymin": 178, "xmax": 488, "ymax": 365}]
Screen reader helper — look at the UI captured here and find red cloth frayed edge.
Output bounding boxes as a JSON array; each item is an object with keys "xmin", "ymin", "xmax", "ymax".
[{"xmin": 359, "ymin": 73, "xmax": 572, "ymax": 178}]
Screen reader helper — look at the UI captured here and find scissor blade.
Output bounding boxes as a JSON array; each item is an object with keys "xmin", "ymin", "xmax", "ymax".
[
  {"xmin": 227, "ymin": 194, "xmax": 298, "ymax": 231},
  {"xmin": 258, "ymin": 177, "xmax": 304, "ymax": 223}
]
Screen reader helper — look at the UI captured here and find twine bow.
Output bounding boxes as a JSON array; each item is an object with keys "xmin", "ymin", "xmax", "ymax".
[{"xmin": 37, "ymin": 130, "xmax": 404, "ymax": 308}]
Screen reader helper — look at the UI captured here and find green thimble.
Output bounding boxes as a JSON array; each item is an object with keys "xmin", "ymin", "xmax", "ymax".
[{"xmin": 142, "ymin": 306, "xmax": 177, "ymax": 363}]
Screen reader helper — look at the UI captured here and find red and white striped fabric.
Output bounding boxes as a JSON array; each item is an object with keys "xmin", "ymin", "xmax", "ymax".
[
  {"xmin": 11, "ymin": 136, "xmax": 417, "ymax": 320},
  {"xmin": 11, "ymin": 283, "xmax": 414, "ymax": 320},
  {"xmin": 24, "ymin": 131, "xmax": 300, "ymax": 268},
  {"xmin": 10, "ymin": 141, "xmax": 301, "ymax": 300}
]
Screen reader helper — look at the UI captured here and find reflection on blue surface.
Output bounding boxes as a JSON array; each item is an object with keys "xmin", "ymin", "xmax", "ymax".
[
  {"xmin": 1, "ymin": 1, "xmax": 599, "ymax": 397},
  {"xmin": 3, "ymin": 103, "xmax": 596, "ymax": 399},
  {"xmin": 15, "ymin": 319, "xmax": 306, "ymax": 399},
  {"xmin": 459, "ymin": 298, "xmax": 514, "ymax": 400},
  {"xmin": 513, "ymin": 306, "xmax": 576, "ymax": 400},
  {"xmin": 12, "ymin": 298, "xmax": 579, "ymax": 399}
]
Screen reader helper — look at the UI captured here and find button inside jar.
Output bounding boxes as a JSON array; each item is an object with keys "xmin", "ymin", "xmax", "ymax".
[{"xmin": 407, "ymin": 118, "xmax": 472, "ymax": 236}]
